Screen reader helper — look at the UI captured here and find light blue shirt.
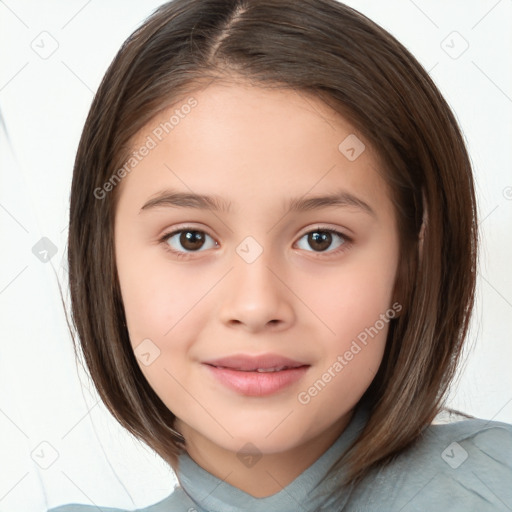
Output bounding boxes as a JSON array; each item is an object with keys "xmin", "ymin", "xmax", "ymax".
[{"xmin": 48, "ymin": 400, "xmax": 512, "ymax": 511}]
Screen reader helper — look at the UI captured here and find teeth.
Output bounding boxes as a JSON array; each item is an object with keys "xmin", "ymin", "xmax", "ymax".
[
  {"xmin": 256, "ymin": 366, "xmax": 288, "ymax": 372},
  {"xmin": 216, "ymin": 365, "xmax": 293, "ymax": 372}
]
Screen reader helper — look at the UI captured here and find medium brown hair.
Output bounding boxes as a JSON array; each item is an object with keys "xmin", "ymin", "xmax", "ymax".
[{"xmin": 67, "ymin": 0, "xmax": 477, "ymax": 503}]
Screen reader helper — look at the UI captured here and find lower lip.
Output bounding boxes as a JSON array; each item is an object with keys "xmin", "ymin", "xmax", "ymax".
[{"xmin": 203, "ymin": 364, "xmax": 310, "ymax": 396}]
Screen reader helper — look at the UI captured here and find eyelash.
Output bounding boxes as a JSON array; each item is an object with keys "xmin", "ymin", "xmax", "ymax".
[{"xmin": 158, "ymin": 226, "xmax": 353, "ymax": 260}]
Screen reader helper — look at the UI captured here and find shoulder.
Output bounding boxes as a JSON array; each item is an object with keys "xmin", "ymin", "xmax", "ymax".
[
  {"xmin": 47, "ymin": 485, "xmax": 195, "ymax": 512},
  {"xmin": 351, "ymin": 417, "xmax": 512, "ymax": 511},
  {"xmin": 413, "ymin": 416, "xmax": 512, "ymax": 476}
]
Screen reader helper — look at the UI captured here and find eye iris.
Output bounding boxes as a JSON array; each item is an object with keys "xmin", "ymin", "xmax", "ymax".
[
  {"xmin": 309, "ymin": 231, "xmax": 332, "ymax": 251},
  {"xmin": 180, "ymin": 231, "xmax": 205, "ymax": 251}
]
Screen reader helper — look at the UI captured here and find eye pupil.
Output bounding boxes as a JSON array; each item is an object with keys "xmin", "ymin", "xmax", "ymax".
[
  {"xmin": 309, "ymin": 231, "xmax": 332, "ymax": 252},
  {"xmin": 180, "ymin": 231, "xmax": 205, "ymax": 250}
]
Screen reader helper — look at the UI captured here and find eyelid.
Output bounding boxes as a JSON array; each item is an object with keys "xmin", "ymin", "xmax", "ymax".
[
  {"xmin": 158, "ymin": 222, "xmax": 215, "ymax": 242},
  {"xmin": 296, "ymin": 223, "xmax": 353, "ymax": 240}
]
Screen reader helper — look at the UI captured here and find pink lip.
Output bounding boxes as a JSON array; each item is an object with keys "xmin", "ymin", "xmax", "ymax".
[
  {"xmin": 203, "ymin": 353, "xmax": 308, "ymax": 371},
  {"xmin": 202, "ymin": 353, "xmax": 310, "ymax": 396},
  {"xmin": 203, "ymin": 365, "xmax": 310, "ymax": 396}
]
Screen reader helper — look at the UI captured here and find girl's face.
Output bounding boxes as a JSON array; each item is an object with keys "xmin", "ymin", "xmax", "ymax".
[{"xmin": 115, "ymin": 82, "xmax": 400, "ymax": 459}]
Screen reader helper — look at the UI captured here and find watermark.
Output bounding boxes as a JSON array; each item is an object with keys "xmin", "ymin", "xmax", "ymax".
[
  {"xmin": 32, "ymin": 237, "xmax": 58, "ymax": 263},
  {"xmin": 441, "ymin": 441, "xmax": 468, "ymax": 469},
  {"xmin": 236, "ymin": 236, "xmax": 263, "ymax": 264},
  {"xmin": 31, "ymin": 441, "xmax": 59, "ymax": 469},
  {"xmin": 297, "ymin": 301, "xmax": 402, "ymax": 405},
  {"xmin": 30, "ymin": 31, "xmax": 59, "ymax": 60},
  {"xmin": 134, "ymin": 338, "xmax": 161, "ymax": 366},
  {"xmin": 440, "ymin": 31, "xmax": 469, "ymax": 60},
  {"xmin": 338, "ymin": 133, "xmax": 366, "ymax": 161},
  {"xmin": 237, "ymin": 441, "xmax": 263, "ymax": 468},
  {"xmin": 93, "ymin": 97, "xmax": 198, "ymax": 200}
]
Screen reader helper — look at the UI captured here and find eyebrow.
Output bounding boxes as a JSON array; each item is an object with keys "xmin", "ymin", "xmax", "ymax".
[
  {"xmin": 140, "ymin": 190, "xmax": 232, "ymax": 213},
  {"xmin": 139, "ymin": 188, "xmax": 376, "ymax": 217}
]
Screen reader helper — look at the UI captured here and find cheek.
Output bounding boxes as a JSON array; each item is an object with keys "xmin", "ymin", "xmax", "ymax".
[
  {"xmin": 302, "ymin": 255, "xmax": 397, "ymax": 344},
  {"xmin": 304, "ymin": 273, "xmax": 391, "ymax": 381},
  {"xmin": 116, "ymin": 256, "xmax": 206, "ymax": 406},
  {"xmin": 117, "ymin": 248, "xmax": 205, "ymax": 345},
  {"xmin": 294, "ymin": 267, "xmax": 395, "ymax": 416}
]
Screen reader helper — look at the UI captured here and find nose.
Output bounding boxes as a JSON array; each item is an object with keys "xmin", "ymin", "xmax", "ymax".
[{"xmin": 218, "ymin": 249, "xmax": 295, "ymax": 333}]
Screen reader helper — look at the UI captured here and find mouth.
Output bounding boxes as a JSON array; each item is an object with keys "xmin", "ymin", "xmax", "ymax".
[
  {"xmin": 208, "ymin": 365, "xmax": 305, "ymax": 372},
  {"xmin": 202, "ymin": 353, "xmax": 310, "ymax": 396},
  {"xmin": 202, "ymin": 353, "xmax": 309, "ymax": 372}
]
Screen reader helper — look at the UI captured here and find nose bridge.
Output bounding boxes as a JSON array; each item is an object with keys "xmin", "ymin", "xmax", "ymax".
[
  {"xmin": 232, "ymin": 235, "xmax": 281, "ymax": 301},
  {"xmin": 218, "ymin": 235, "xmax": 295, "ymax": 331}
]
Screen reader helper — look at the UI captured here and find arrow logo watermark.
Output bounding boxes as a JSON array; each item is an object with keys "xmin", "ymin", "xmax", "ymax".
[
  {"xmin": 135, "ymin": 338, "xmax": 161, "ymax": 366},
  {"xmin": 338, "ymin": 134, "xmax": 366, "ymax": 161},
  {"xmin": 237, "ymin": 442, "xmax": 262, "ymax": 468},
  {"xmin": 32, "ymin": 237, "xmax": 58, "ymax": 263},
  {"xmin": 236, "ymin": 236, "xmax": 263, "ymax": 264}
]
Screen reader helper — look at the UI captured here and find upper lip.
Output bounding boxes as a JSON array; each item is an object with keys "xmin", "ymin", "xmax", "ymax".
[{"xmin": 203, "ymin": 353, "xmax": 309, "ymax": 371}]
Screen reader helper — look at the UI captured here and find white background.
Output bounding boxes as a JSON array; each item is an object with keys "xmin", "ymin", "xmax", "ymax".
[{"xmin": 1, "ymin": 0, "xmax": 511, "ymax": 509}]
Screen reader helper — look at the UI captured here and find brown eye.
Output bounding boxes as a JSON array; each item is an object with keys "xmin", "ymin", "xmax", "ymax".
[
  {"xmin": 162, "ymin": 229, "xmax": 217, "ymax": 254},
  {"xmin": 308, "ymin": 231, "xmax": 333, "ymax": 252},
  {"xmin": 180, "ymin": 230, "xmax": 205, "ymax": 250},
  {"xmin": 296, "ymin": 228, "xmax": 349, "ymax": 254}
]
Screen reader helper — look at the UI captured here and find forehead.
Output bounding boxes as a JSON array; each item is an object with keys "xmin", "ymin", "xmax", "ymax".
[{"xmin": 116, "ymin": 82, "xmax": 393, "ymax": 219}]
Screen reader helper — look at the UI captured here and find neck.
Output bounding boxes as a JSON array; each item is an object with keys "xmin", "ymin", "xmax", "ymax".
[{"xmin": 175, "ymin": 410, "xmax": 354, "ymax": 498}]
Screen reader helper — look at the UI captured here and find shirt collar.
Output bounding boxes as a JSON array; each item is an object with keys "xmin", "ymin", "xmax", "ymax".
[{"xmin": 176, "ymin": 400, "xmax": 371, "ymax": 512}]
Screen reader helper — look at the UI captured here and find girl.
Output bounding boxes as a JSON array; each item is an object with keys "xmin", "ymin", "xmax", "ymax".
[{"xmin": 54, "ymin": 0, "xmax": 511, "ymax": 510}]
